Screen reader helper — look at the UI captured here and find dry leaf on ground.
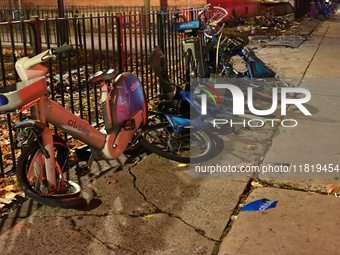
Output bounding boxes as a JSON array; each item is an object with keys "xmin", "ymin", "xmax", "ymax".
[
  {"xmin": 326, "ymin": 184, "xmax": 340, "ymax": 197},
  {"xmin": 177, "ymin": 163, "xmax": 190, "ymax": 168},
  {"xmin": 107, "ymin": 179, "xmax": 118, "ymax": 185},
  {"xmin": 4, "ymin": 185, "xmax": 15, "ymax": 192},
  {"xmin": 247, "ymin": 145, "xmax": 256, "ymax": 150},
  {"xmin": 251, "ymin": 181, "xmax": 263, "ymax": 188}
]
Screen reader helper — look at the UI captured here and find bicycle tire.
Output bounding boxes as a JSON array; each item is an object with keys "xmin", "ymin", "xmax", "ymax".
[
  {"xmin": 16, "ymin": 141, "xmax": 87, "ymax": 209},
  {"xmin": 210, "ymin": 6, "xmax": 229, "ymax": 25},
  {"xmin": 140, "ymin": 116, "xmax": 215, "ymax": 163}
]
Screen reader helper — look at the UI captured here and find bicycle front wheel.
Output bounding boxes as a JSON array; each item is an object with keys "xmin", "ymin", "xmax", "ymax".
[
  {"xmin": 140, "ymin": 119, "xmax": 215, "ymax": 163},
  {"xmin": 16, "ymin": 141, "xmax": 86, "ymax": 208}
]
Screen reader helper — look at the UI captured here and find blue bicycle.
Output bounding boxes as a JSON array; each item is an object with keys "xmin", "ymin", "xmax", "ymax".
[{"xmin": 174, "ymin": 4, "xmax": 294, "ymax": 103}]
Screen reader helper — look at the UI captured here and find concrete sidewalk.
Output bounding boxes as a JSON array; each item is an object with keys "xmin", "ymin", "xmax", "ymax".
[{"xmin": 1, "ymin": 12, "xmax": 340, "ymax": 255}]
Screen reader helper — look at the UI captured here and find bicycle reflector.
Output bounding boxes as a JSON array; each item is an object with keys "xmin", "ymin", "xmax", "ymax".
[{"xmin": 0, "ymin": 95, "xmax": 9, "ymax": 106}]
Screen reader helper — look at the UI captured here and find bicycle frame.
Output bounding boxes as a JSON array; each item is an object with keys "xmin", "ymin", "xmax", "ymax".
[
  {"xmin": 175, "ymin": 16, "xmax": 276, "ymax": 81},
  {"xmin": 1, "ymin": 47, "xmax": 147, "ymax": 192},
  {"xmin": 148, "ymin": 46, "xmax": 262, "ymax": 131}
]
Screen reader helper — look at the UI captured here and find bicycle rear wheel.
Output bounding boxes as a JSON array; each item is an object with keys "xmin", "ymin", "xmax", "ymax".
[
  {"xmin": 16, "ymin": 141, "xmax": 87, "ymax": 208},
  {"xmin": 140, "ymin": 115, "xmax": 215, "ymax": 163}
]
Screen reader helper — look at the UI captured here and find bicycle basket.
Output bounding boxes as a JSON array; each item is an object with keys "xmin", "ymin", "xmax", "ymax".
[
  {"xmin": 0, "ymin": 77, "xmax": 47, "ymax": 113},
  {"xmin": 175, "ymin": 20, "xmax": 204, "ymax": 32}
]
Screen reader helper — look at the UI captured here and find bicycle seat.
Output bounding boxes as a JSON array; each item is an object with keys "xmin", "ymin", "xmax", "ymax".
[
  {"xmin": 88, "ymin": 69, "xmax": 118, "ymax": 83},
  {"xmin": 149, "ymin": 46, "xmax": 176, "ymax": 100}
]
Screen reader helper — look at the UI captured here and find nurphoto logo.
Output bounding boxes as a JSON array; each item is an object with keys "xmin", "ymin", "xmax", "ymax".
[{"xmin": 198, "ymin": 83, "xmax": 312, "ymax": 128}]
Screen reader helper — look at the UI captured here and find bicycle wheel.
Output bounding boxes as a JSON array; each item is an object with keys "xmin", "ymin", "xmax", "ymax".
[
  {"xmin": 199, "ymin": 5, "xmax": 228, "ymax": 26},
  {"xmin": 140, "ymin": 115, "xmax": 215, "ymax": 163},
  {"xmin": 16, "ymin": 141, "xmax": 87, "ymax": 208},
  {"xmin": 210, "ymin": 6, "xmax": 229, "ymax": 25}
]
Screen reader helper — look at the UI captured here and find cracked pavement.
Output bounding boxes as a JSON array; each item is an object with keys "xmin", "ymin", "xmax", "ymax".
[{"xmin": 0, "ymin": 119, "xmax": 278, "ymax": 254}]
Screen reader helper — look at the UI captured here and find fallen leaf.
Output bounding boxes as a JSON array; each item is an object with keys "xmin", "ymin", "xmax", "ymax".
[
  {"xmin": 5, "ymin": 192, "xmax": 17, "ymax": 199},
  {"xmin": 251, "ymin": 181, "xmax": 263, "ymax": 188},
  {"xmin": 144, "ymin": 214, "xmax": 155, "ymax": 218},
  {"xmin": 0, "ymin": 178, "xmax": 9, "ymax": 183},
  {"xmin": 4, "ymin": 185, "xmax": 15, "ymax": 192},
  {"xmin": 107, "ymin": 179, "xmax": 118, "ymax": 185},
  {"xmin": 247, "ymin": 145, "xmax": 256, "ymax": 150},
  {"xmin": 231, "ymin": 215, "xmax": 238, "ymax": 220},
  {"xmin": 326, "ymin": 184, "xmax": 340, "ymax": 196},
  {"xmin": 177, "ymin": 163, "xmax": 190, "ymax": 168},
  {"xmin": 0, "ymin": 198, "xmax": 13, "ymax": 204}
]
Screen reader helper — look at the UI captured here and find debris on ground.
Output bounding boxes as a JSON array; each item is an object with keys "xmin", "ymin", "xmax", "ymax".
[
  {"xmin": 0, "ymin": 176, "xmax": 24, "ymax": 216},
  {"xmin": 241, "ymin": 198, "xmax": 278, "ymax": 211}
]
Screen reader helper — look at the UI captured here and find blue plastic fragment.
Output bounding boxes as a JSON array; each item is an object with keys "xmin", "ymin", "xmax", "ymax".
[{"xmin": 241, "ymin": 198, "xmax": 278, "ymax": 211}]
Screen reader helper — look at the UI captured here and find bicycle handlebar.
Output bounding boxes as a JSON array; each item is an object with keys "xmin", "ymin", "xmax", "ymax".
[
  {"xmin": 52, "ymin": 44, "xmax": 74, "ymax": 54},
  {"xmin": 22, "ymin": 44, "xmax": 73, "ymax": 69}
]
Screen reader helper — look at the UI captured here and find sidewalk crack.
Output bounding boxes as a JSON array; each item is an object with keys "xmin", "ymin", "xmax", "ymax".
[
  {"xmin": 127, "ymin": 167, "xmax": 219, "ymax": 242},
  {"xmin": 66, "ymin": 216, "xmax": 138, "ymax": 255},
  {"xmin": 212, "ymin": 178, "xmax": 254, "ymax": 255}
]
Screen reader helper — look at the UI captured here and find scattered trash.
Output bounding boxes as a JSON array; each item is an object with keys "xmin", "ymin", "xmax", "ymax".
[
  {"xmin": 248, "ymin": 35, "xmax": 276, "ymax": 41},
  {"xmin": 241, "ymin": 198, "xmax": 278, "ymax": 211},
  {"xmin": 326, "ymin": 184, "xmax": 340, "ymax": 197},
  {"xmin": 265, "ymin": 36, "xmax": 306, "ymax": 48}
]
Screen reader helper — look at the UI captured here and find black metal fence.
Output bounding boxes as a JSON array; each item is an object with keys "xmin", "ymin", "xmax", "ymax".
[
  {"xmin": 0, "ymin": 5, "xmax": 188, "ymax": 22},
  {"xmin": 0, "ymin": 7, "xmax": 202, "ymax": 176}
]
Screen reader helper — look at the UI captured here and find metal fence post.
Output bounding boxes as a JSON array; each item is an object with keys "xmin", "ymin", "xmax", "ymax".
[
  {"xmin": 29, "ymin": 16, "xmax": 43, "ymax": 54},
  {"xmin": 116, "ymin": 13, "xmax": 124, "ymax": 73},
  {"xmin": 157, "ymin": 12, "xmax": 165, "ymax": 52}
]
